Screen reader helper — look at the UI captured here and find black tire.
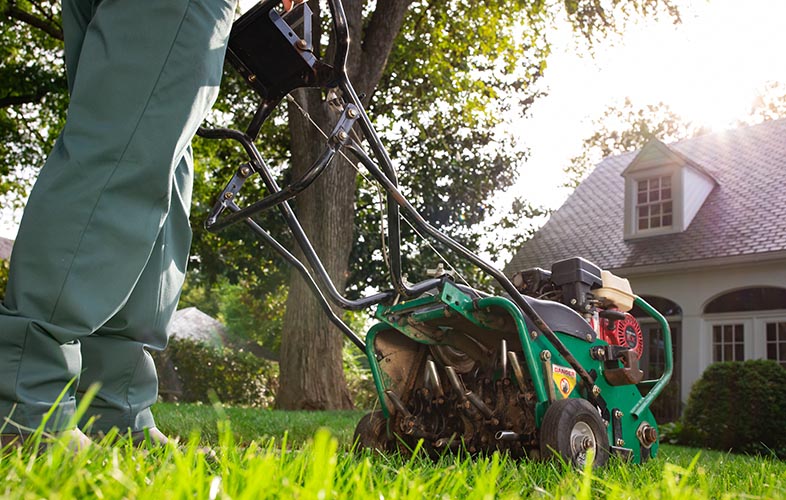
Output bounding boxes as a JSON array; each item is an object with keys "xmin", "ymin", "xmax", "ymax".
[
  {"xmin": 539, "ymin": 398, "xmax": 610, "ymax": 467},
  {"xmin": 353, "ymin": 411, "xmax": 390, "ymax": 453}
]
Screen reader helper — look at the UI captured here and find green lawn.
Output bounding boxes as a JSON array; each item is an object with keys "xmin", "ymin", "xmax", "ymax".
[{"xmin": 1, "ymin": 402, "xmax": 783, "ymax": 499}]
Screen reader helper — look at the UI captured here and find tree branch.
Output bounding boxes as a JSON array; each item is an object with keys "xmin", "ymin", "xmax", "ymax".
[
  {"xmin": 356, "ymin": 0, "xmax": 415, "ymax": 95},
  {"xmin": 0, "ymin": 92, "xmax": 48, "ymax": 108},
  {"xmin": 5, "ymin": 5, "xmax": 63, "ymax": 40}
]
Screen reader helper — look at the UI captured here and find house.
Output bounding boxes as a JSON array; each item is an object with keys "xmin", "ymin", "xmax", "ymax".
[
  {"xmin": 0, "ymin": 236, "xmax": 12, "ymax": 262},
  {"xmin": 505, "ymin": 118, "xmax": 786, "ymax": 419}
]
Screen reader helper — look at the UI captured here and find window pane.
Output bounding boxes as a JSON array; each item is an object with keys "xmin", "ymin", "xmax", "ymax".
[
  {"xmin": 768, "ymin": 323, "xmax": 775, "ymax": 341},
  {"xmin": 724, "ymin": 325, "xmax": 732, "ymax": 342},
  {"xmin": 661, "ymin": 177, "xmax": 671, "ymax": 188},
  {"xmin": 714, "ymin": 344, "xmax": 722, "ymax": 361},
  {"xmin": 638, "ymin": 218, "xmax": 649, "ymax": 230},
  {"xmin": 663, "ymin": 214, "xmax": 673, "ymax": 226},
  {"xmin": 768, "ymin": 343, "xmax": 776, "ymax": 359},
  {"xmin": 651, "ymin": 189, "xmax": 660, "ymax": 201},
  {"xmin": 706, "ymin": 288, "xmax": 786, "ymax": 313},
  {"xmin": 663, "ymin": 188, "xmax": 672, "ymax": 200},
  {"xmin": 639, "ymin": 206, "xmax": 649, "ymax": 217},
  {"xmin": 735, "ymin": 325, "xmax": 744, "ymax": 342},
  {"xmin": 713, "ymin": 326, "xmax": 721, "ymax": 342},
  {"xmin": 651, "ymin": 205, "xmax": 661, "ymax": 216},
  {"xmin": 651, "ymin": 217, "xmax": 661, "ymax": 228},
  {"xmin": 724, "ymin": 344, "xmax": 733, "ymax": 361},
  {"xmin": 638, "ymin": 192, "xmax": 647, "ymax": 204},
  {"xmin": 638, "ymin": 181, "xmax": 647, "ymax": 192},
  {"xmin": 663, "ymin": 201, "xmax": 673, "ymax": 214},
  {"xmin": 735, "ymin": 344, "xmax": 744, "ymax": 360}
]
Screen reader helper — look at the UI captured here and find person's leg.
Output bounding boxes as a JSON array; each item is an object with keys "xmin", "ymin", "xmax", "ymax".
[
  {"xmin": 78, "ymin": 148, "xmax": 193, "ymax": 435},
  {"xmin": 0, "ymin": 0, "xmax": 236, "ymax": 433},
  {"xmin": 61, "ymin": 0, "xmax": 96, "ymax": 94}
]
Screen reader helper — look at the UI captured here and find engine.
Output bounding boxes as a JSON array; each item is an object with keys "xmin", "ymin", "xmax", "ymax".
[{"xmin": 511, "ymin": 257, "xmax": 644, "ymax": 356}]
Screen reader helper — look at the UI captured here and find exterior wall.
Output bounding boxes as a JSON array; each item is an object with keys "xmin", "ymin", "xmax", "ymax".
[
  {"xmin": 681, "ymin": 167, "xmax": 715, "ymax": 229},
  {"xmin": 620, "ymin": 257, "xmax": 786, "ymax": 402}
]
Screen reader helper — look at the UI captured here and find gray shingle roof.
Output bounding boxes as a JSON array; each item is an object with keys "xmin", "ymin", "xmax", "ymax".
[
  {"xmin": 505, "ymin": 118, "xmax": 786, "ymax": 275},
  {"xmin": 0, "ymin": 237, "xmax": 12, "ymax": 262}
]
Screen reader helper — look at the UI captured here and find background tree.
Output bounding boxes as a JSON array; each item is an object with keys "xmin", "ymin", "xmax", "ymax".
[
  {"xmin": 276, "ymin": 0, "xmax": 681, "ymax": 409},
  {"xmin": 0, "ymin": 0, "xmax": 65, "ymax": 216},
  {"xmin": 1, "ymin": 0, "xmax": 682, "ymax": 410},
  {"xmin": 746, "ymin": 81, "xmax": 786, "ymax": 124},
  {"xmin": 563, "ymin": 98, "xmax": 706, "ymax": 187}
]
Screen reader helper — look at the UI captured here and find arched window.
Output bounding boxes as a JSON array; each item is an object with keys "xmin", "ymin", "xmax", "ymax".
[
  {"xmin": 704, "ymin": 287, "xmax": 786, "ymax": 314},
  {"xmin": 631, "ymin": 295, "xmax": 682, "ymax": 319}
]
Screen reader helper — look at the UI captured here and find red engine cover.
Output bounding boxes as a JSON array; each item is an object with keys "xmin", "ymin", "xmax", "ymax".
[{"xmin": 600, "ymin": 312, "xmax": 644, "ymax": 359}]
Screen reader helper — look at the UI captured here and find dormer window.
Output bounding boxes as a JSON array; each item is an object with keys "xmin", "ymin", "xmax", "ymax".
[
  {"xmin": 622, "ymin": 139, "xmax": 717, "ymax": 240},
  {"xmin": 636, "ymin": 176, "xmax": 673, "ymax": 231}
]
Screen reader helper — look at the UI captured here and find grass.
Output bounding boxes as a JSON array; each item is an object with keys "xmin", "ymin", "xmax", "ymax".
[{"xmin": 1, "ymin": 402, "xmax": 784, "ymax": 499}]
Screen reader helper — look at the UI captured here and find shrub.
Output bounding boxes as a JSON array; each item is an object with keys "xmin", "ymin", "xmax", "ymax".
[
  {"xmin": 153, "ymin": 338, "xmax": 278, "ymax": 407},
  {"xmin": 343, "ymin": 344, "xmax": 377, "ymax": 410},
  {"xmin": 680, "ymin": 360, "xmax": 786, "ymax": 456}
]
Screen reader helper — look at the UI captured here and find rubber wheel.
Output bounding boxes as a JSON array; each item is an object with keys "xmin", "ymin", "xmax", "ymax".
[
  {"xmin": 539, "ymin": 398, "xmax": 610, "ymax": 467},
  {"xmin": 353, "ymin": 411, "xmax": 390, "ymax": 453}
]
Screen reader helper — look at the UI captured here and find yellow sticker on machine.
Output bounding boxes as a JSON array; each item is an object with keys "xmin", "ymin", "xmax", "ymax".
[{"xmin": 552, "ymin": 364, "xmax": 577, "ymax": 399}]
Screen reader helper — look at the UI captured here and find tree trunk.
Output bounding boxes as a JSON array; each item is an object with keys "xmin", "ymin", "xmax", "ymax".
[
  {"xmin": 277, "ymin": 0, "xmax": 414, "ymax": 410},
  {"xmin": 277, "ymin": 87, "xmax": 357, "ymax": 409}
]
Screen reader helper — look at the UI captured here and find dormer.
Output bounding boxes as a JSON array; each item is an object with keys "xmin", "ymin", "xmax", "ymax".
[{"xmin": 622, "ymin": 139, "xmax": 717, "ymax": 240}]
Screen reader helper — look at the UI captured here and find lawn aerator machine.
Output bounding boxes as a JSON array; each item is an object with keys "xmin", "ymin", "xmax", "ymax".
[{"xmin": 198, "ymin": 0, "xmax": 673, "ymax": 466}]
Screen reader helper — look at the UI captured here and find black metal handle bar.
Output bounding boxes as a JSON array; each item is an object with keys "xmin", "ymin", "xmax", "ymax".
[
  {"xmin": 197, "ymin": 124, "xmax": 444, "ymax": 313},
  {"xmin": 198, "ymin": 0, "xmax": 600, "ymax": 398},
  {"xmin": 202, "ymin": 104, "xmax": 360, "ymax": 231}
]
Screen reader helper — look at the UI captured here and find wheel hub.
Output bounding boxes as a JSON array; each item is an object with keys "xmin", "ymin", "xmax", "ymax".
[{"xmin": 570, "ymin": 421, "xmax": 596, "ymax": 464}]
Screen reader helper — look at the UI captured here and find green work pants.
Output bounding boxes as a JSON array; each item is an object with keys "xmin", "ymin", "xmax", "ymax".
[{"xmin": 0, "ymin": 0, "xmax": 237, "ymax": 433}]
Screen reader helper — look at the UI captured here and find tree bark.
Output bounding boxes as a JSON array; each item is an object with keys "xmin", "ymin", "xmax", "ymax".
[{"xmin": 277, "ymin": 0, "xmax": 413, "ymax": 410}]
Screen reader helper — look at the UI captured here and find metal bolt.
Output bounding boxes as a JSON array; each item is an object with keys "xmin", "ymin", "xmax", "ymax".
[
  {"xmin": 585, "ymin": 334, "xmax": 593, "ymax": 342},
  {"xmin": 540, "ymin": 350, "xmax": 551, "ymax": 361},
  {"xmin": 240, "ymin": 166, "xmax": 251, "ymax": 176},
  {"xmin": 614, "ymin": 410, "xmax": 623, "ymax": 419},
  {"xmin": 582, "ymin": 437, "xmax": 594, "ymax": 450},
  {"xmin": 223, "ymin": 192, "xmax": 233, "ymax": 200},
  {"xmin": 337, "ymin": 130, "xmax": 349, "ymax": 141},
  {"xmin": 592, "ymin": 385, "xmax": 601, "ymax": 396},
  {"xmin": 570, "ymin": 298, "xmax": 577, "ymax": 305},
  {"xmin": 616, "ymin": 438, "xmax": 625, "ymax": 446},
  {"xmin": 347, "ymin": 108, "xmax": 358, "ymax": 118},
  {"xmin": 248, "ymin": 74, "xmax": 257, "ymax": 83},
  {"xmin": 295, "ymin": 39, "xmax": 309, "ymax": 50},
  {"xmin": 637, "ymin": 423, "xmax": 658, "ymax": 447},
  {"xmin": 596, "ymin": 348, "xmax": 606, "ymax": 358}
]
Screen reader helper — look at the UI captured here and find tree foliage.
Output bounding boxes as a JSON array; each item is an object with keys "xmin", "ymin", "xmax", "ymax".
[
  {"xmin": 1, "ymin": 0, "xmax": 684, "ymax": 407},
  {"xmin": 0, "ymin": 0, "xmax": 66, "ymax": 208},
  {"xmin": 747, "ymin": 81, "xmax": 786, "ymax": 124},
  {"xmin": 564, "ymin": 98, "xmax": 706, "ymax": 187}
]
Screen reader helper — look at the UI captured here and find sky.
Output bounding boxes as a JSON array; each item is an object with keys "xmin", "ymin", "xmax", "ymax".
[
  {"xmin": 511, "ymin": 0, "xmax": 786, "ymax": 210},
  {"xmin": 3, "ymin": 0, "xmax": 786, "ymax": 240}
]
